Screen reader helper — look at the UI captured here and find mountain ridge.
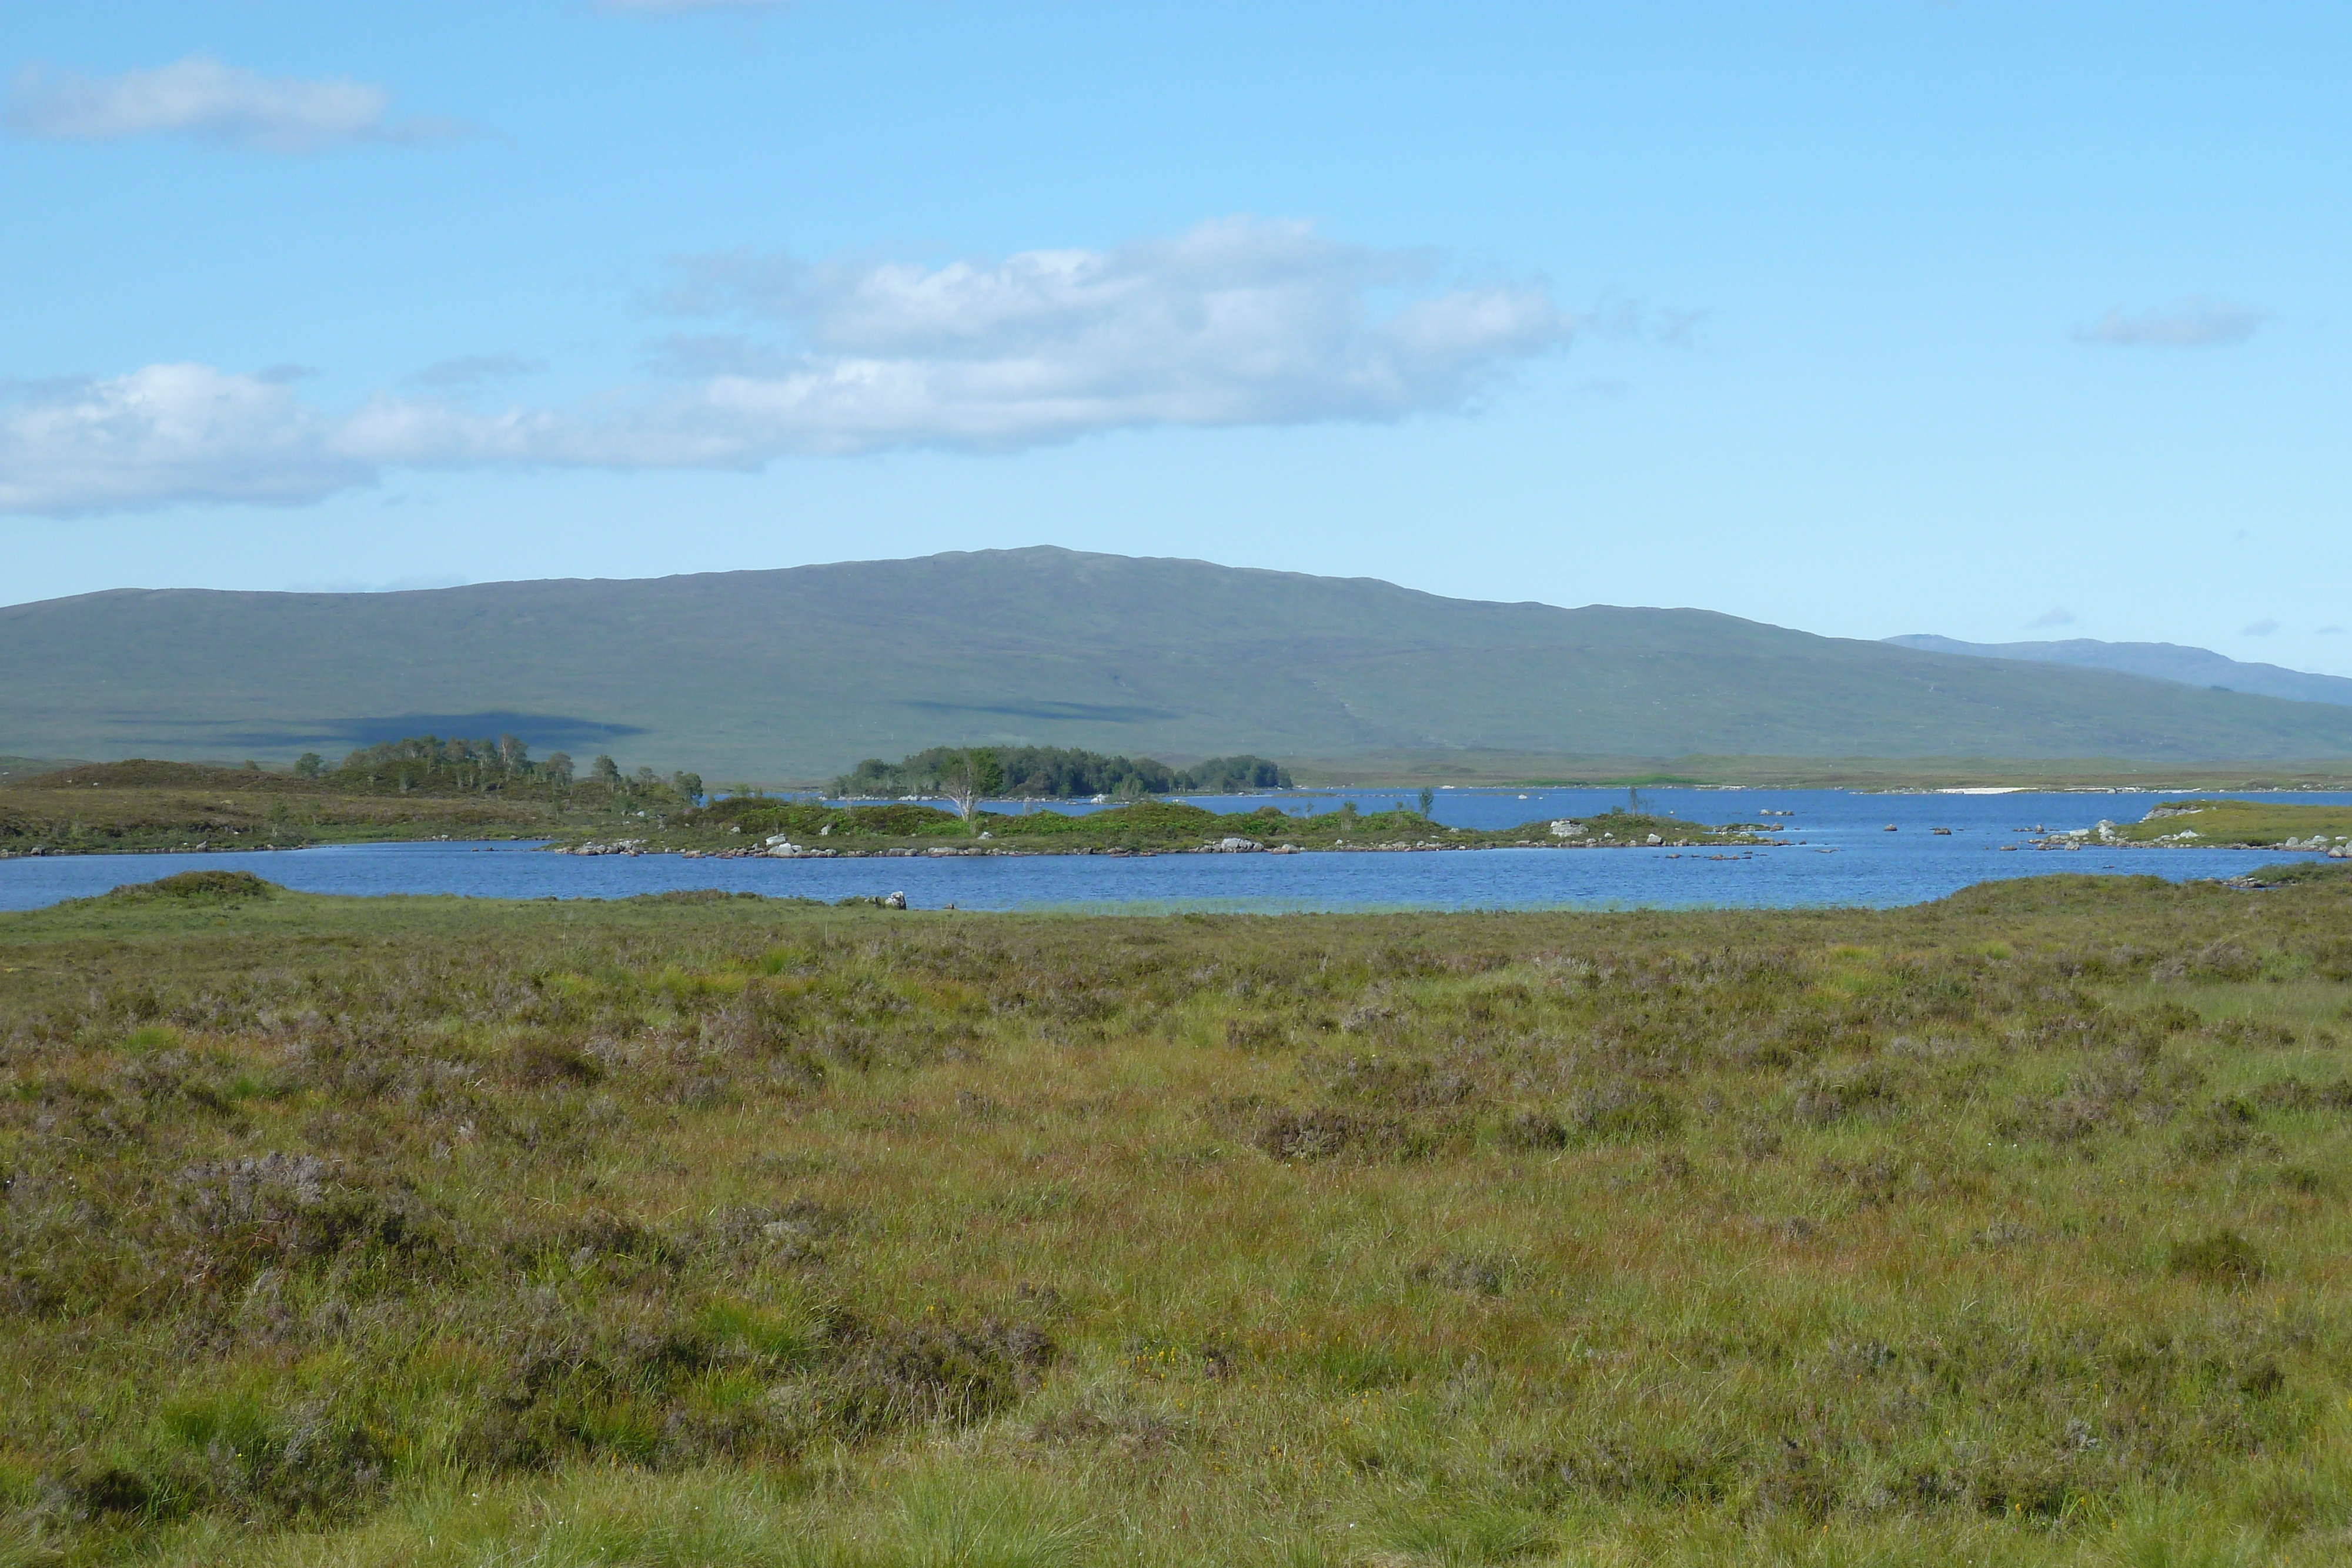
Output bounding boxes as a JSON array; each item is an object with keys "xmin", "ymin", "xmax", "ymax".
[
  {"xmin": 1885, "ymin": 633, "xmax": 2352, "ymax": 708},
  {"xmin": 7, "ymin": 547, "xmax": 2352, "ymax": 775}
]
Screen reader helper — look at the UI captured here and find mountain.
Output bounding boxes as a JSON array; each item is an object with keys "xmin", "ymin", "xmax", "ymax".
[
  {"xmin": 6, "ymin": 547, "xmax": 2352, "ymax": 777},
  {"xmin": 1885, "ymin": 634, "xmax": 2352, "ymax": 708}
]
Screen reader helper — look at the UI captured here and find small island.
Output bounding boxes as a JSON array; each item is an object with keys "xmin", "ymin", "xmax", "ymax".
[
  {"xmin": 2065, "ymin": 800, "xmax": 2352, "ymax": 855},
  {"xmin": 557, "ymin": 794, "xmax": 1768, "ymax": 859},
  {"xmin": 547, "ymin": 744, "xmax": 1767, "ymax": 857}
]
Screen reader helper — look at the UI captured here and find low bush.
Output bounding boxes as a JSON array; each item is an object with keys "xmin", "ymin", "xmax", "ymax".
[{"xmin": 105, "ymin": 870, "xmax": 280, "ymax": 901}]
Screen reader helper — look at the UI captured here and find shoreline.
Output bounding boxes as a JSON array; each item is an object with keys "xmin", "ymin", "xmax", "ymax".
[
  {"xmin": 554, "ymin": 836, "xmax": 1782, "ymax": 860},
  {"xmin": 14, "ymin": 836, "xmax": 2352, "ymax": 862}
]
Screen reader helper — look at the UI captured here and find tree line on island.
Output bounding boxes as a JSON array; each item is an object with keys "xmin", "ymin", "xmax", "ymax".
[
  {"xmin": 294, "ymin": 735, "xmax": 703, "ymax": 807},
  {"xmin": 832, "ymin": 745, "xmax": 1292, "ymax": 811},
  {"xmin": 31, "ymin": 733, "xmax": 1288, "ymax": 823},
  {"xmin": 301, "ymin": 737, "xmax": 1288, "ymax": 811}
]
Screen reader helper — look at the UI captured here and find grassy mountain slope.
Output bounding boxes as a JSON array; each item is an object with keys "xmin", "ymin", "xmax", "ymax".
[
  {"xmin": 8, "ymin": 547, "xmax": 2352, "ymax": 777},
  {"xmin": 1887, "ymin": 633, "xmax": 2352, "ymax": 708}
]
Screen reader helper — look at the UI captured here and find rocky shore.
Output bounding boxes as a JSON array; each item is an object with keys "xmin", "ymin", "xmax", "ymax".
[
  {"xmin": 2024, "ymin": 819, "xmax": 2352, "ymax": 857},
  {"xmin": 549, "ymin": 824, "xmax": 1778, "ymax": 859}
]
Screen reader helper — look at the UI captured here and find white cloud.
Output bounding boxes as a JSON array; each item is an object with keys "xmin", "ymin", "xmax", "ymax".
[
  {"xmin": 5, "ymin": 56, "xmax": 455, "ymax": 152},
  {"xmin": 652, "ymin": 217, "xmax": 1571, "ymax": 444},
  {"xmin": 1, "ymin": 219, "xmax": 1573, "ymax": 516},
  {"xmin": 2241, "ymin": 617, "xmax": 2280, "ymax": 637},
  {"xmin": 2074, "ymin": 297, "xmax": 2263, "ymax": 349},
  {"xmin": 0, "ymin": 365, "xmax": 372, "ymax": 514},
  {"xmin": 2027, "ymin": 606, "xmax": 2076, "ymax": 628}
]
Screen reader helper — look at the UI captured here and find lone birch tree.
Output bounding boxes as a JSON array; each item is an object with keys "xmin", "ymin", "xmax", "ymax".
[{"xmin": 937, "ymin": 748, "xmax": 1004, "ymax": 832}]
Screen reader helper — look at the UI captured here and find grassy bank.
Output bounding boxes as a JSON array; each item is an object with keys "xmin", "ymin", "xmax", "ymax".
[
  {"xmin": 4, "ymin": 866, "xmax": 2352, "ymax": 1564},
  {"xmin": 2113, "ymin": 799, "xmax": 2352, "ymax": 850}
]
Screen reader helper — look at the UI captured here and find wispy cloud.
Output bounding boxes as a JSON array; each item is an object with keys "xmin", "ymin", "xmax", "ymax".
[
  {"xmin": 2241, "ymin": 617, "xmax": 2280, "ymax": 637},
  {"xmin": 5, "ymin": 56, "xmax": 458, "ymax": 152},
  {"xmin": 0, "ymin": 218, "xmax": 1574, "ymax": 516},
  {"xmin": 2027, "ymin": 606, "xmax": 2076, "ymax": 629},
  {"xmin": 409, "ymin": 355, "xmax": 547, "ymax": 391},
  {"xmin": 2074, "ymin": 296, "xmax": 2263, "ymax": 349},
  {"xmin": 604, "ymin": 0, "xmax": 794, "ymax": 11},
  {"xmin": 636, "ymin": 334, "xmax": 794, "ymax": 379},
  {"xmin": 1578, "ymin": 293, "xmax": 1707, "ymax": 347}
]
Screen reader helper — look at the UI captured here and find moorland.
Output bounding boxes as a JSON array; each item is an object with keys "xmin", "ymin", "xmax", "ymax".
[{"xmin": 4, "ymin": 865, "xmax": 2351, "ymax": 1565}]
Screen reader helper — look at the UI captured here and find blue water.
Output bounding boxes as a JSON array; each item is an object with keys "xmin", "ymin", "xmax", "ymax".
[{"xmin": 3, "ymin": 788, "xmax": 2342, "ymax": 914}]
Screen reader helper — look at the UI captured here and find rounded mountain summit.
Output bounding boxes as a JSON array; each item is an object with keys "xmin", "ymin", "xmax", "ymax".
[{"xmin": 5, "ymin": 548, "xmax": 2350, "ymax": 778}]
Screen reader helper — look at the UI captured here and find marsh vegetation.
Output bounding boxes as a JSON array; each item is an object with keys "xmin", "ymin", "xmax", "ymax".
[{"xmin": 3, "ymin": 867, "xmax": 2351, "ymax": 1564}]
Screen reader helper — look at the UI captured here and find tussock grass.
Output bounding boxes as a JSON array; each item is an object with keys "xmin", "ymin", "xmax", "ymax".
[{"xmin": 4, "ymin": 869, "xmax": 2352, "ymax": 1563}]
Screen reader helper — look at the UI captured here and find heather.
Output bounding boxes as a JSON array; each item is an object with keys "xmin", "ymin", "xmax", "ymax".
[{"xmin": 3, "ymin": 867, "xmax": 2350, "ymax": 1564}]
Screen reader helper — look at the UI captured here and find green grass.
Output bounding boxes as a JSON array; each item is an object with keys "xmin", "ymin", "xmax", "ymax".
[
  {"xmin": 5, "ymin": 867, "xmax": 2352, "ymax": 1564},
  {"xmin": 2114, "ymin": 799, "xmax": 2352, "ymax": 848}
]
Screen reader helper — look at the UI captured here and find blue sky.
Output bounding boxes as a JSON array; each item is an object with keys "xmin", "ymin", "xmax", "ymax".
[{"xmin": 4, "ymin": 1, "xmax": 2346, "ymax": 674}]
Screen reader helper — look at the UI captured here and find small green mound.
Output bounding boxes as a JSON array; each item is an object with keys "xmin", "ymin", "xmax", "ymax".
[
  {"xmin": 2168, "ymin": 1228, "xmax": 2264, "ymax": 1285},
  {"xmin": 1935, "ymin": 873, "xmax": 2184, "ymax": 915},
  {"xmin": 25, "ymin": 758, "xmax": 277, "ymax": 791},
  {"xmin": 108, "ymin": 870, "xmax": 283, "ymax": 901},
  {"xmin": 2241, "ymin": 860, "xmax": 2352, "ymax": 887}
]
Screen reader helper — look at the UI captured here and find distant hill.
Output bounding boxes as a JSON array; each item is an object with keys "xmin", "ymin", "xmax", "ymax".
[
  {"xmin": 6, "ymin": 547, "xmax": 2352, "ymax": 776},
  {"xmin": 0, "ymin": 756, "xmax": 74, "ymax": 784},
  {"xmin": 1886, "ymin": 634, "xmax": 2352, "ymax": 708}
]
